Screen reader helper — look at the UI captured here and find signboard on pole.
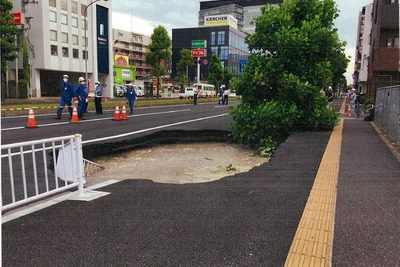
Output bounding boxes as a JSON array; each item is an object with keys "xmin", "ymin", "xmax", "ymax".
[
  {"xmin": 192, "ymin": 40, "xmax": 207, "ymax": 48},
  {"xmin": 239, "ymin": 59, "xmax": 248, "ymax": 73},
  {"xmin": 11, "ymin": 13, "xmax": 25, "ymax": 25},
  {"xmin": 191, "ymin": 49, "xmax": 206, "ymax": 57}
]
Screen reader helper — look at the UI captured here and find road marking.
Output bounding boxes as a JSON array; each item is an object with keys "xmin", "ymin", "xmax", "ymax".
[
  {"xmin": 0, "ymin": 109, "xmax": 191, "ymax": 131},
  {"xmin": 82, "ymin": 113, "xmax": 229, "ymax": 144},
  {"xmin": 285, "ymin": 105, "xmax": 345, "ymax": 266}
]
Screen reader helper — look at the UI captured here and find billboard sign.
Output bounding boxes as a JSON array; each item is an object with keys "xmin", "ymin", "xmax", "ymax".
[
  {"xmin": 96, "ymin": 6, "xmax": 109, "ymax": 74},
  {"xmin": 192, "ymin": 49, "xmax": 206, "ymax": 57},
  {"xmin": 192, "ymin": 40, "xmax": 207, "ymax": 48},
  {"xmin": 204, "ymin": 15, "xmax": 237, "ymax": 29}
]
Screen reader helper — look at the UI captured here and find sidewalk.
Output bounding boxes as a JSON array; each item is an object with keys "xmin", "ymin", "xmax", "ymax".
[{"xmin": 2, "ymin": 99, "xmax": 399, "ymax": 266}]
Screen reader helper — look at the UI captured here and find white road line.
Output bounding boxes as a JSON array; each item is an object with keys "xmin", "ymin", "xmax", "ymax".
[
  {"xmin": 1, "ymin": 109, "xmax": 191, "ymax": 131},
  {"xmin": 82, "ymin": 113, "xmax": 229, "ymax": 144}
]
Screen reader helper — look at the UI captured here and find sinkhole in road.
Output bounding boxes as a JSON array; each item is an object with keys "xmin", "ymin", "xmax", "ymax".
[{"xmin": 83, "ymin": 130, "xmax": 269, "ymax": 185}]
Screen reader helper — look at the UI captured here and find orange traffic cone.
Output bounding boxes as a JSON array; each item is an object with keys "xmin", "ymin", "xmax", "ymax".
[
  {"xmin": 121, "ymin": 105, "xmax": 128, "ymax": 120},
  {"xmin": 113, "ymin": 105, "xmax": 121, "ymax": 121},
  {"xmin": 347, "ymin": 105, "xmax": 351, "ymax": 116},
  {"xmin": 70, "ymin": 106, "xmax": 79, "ymax": 123},
  {"xmin": 26, "ymin": 107, "xmax": 38, "ymax": 128}
]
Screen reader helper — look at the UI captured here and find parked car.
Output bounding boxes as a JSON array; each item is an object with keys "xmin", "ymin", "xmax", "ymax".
[
  {"xmin": 132, "ymin": 85, "xmax": 145, "ymax": 97},
  {"xmin": 114, "ymin": 84, "xmax": 127, "ymax": 97}
]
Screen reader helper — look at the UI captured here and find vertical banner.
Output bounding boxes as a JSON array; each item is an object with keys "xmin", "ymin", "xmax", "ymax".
[{"xmin": 96, "ymin": 6, "xmax": 109, "ymax": 74}]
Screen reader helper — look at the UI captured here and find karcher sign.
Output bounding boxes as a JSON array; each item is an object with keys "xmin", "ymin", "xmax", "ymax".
[{"xmin": 204, "ymin": 15, "xmax": 237, "ymax": 29}]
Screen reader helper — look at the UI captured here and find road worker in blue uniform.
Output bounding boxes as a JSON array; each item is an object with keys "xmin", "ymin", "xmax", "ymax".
[
  {"xmin": 74, "ymin": 77, "xmax": 88, "ymax": 120},
  {"xmin": 125, "ymin": 83, "xmax": 137, "ymax": 114},
  {"xmin": 55, "ymin": 74, "xmax": 74, "ymax": 119}
]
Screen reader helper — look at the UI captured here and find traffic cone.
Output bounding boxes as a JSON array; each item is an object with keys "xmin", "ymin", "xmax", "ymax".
[
  {"xmin": 121, "ymin": 105, "xmax": 128, "ymax": 120},
  {"xmin": 113, "ymin": 105, "xmax": 121, "ymax": 121},
  {"xmin": 70, "ymin": 106, "xmax": 79, "ymax": 123},
  {"xmin": 26, "ymin": 107, "xmax": 38, "ymax": 128},
  {"xmin": 347, "ymin": 105, "xmax": 351, "ymax": 116}
]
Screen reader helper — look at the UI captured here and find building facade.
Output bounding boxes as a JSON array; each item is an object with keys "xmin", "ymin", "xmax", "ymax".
[
  {"xmin": 112, "ymin": 29, "xmax": 151, "ymax": 85},
  {"xmin": 172, "ymin": 25, "xmax": 248, "ymax": 83},
  {"xmin": 354, "ymin": 4, "xmax": 374, "ymax": 94},
  {"xmin": 199, "ymin": 0, "xmax": 283, "ymax": 34},
  {"xmin": 354, "ymin": 0, "xmax": 399, "ymax": 99},
  {"xmin": 9, "ymin": 0, "xmax": 113, "ymax": 98}
]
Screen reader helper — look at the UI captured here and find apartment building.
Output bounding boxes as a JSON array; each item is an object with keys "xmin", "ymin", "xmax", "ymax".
[
  {"xmin": 9, "ymin": 0, "xmax": 113, "ymax": 98},
  {"xmin": 354, "ymin": 4, "xmax": 374, "ymax": 94},
  {"xmin": 112, "ymin": 29, "xmax": 151, "ymax": 84},
  {"xmin": 354, "ymin": 0, "xmax": 399, "ymax": 99},
  {"xmin": 199, "ymin": 0, "xmax": 283, "ymax": 34}
]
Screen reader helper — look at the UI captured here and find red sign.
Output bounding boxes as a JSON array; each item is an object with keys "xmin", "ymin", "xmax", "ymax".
[
  {"xmin": 202, "ymin": 59, "xmax": 208, "ymax": 65},
  {"xmin": 192, "ymin": 49, "xmax": 206, "ymax": 57},
  {"xmin": 11, "ymin": 13, "xmax": 25, "ymax": 25}
]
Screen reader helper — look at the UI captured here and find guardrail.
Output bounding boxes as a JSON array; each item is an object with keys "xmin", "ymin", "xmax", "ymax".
[
  {"xmin": 375, "ymin": 85, "xmax": 400, "ymax": 142},
  {"xmin": 1, "ymin": 134, "xmax": 84, "ymax": 212}
]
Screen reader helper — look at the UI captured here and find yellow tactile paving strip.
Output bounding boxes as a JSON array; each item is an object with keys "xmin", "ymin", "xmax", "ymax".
[{"xmin": 285, "ymin": 101, "xmax": 346, "ymax": 267}]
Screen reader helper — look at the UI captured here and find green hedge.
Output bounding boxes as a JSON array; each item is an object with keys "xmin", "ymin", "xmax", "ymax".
[{"xmin": 18, "ymin": 79, "xmax": 28, "ymax": 99}]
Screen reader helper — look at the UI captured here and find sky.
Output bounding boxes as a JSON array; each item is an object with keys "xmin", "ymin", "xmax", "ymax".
[{"xmin": 112, "ymin": 0, "xmax": 374, "ymax": 84}]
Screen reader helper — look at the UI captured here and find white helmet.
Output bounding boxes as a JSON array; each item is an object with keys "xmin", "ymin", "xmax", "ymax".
[
  {"xmin": 63, "ymin": 74, "xmax": 69, "ymax": 78},
  {"xmin": 78, "ymin": 77, "xmax": 85, "ymax": 82}
]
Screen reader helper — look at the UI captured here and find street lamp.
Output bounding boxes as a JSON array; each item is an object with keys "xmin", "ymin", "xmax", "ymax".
[{"xmin": 84, "ymin": 0, "xmax": 108, "ymax": 85}]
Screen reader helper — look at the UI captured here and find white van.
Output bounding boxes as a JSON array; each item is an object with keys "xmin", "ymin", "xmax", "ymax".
[{"xmin": 133, "ymin": 85, "xmax": 145, "ymax": 97}]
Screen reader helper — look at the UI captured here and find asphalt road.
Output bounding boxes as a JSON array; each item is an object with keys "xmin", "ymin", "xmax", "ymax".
[{"xmin": 1, "ymin": 102, "xmax": 233, "ymax": 145}]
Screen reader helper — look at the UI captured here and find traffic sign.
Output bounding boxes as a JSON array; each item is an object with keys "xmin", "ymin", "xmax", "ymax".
[
  {"xmin": 192, "ymin": 40, "xmax": 207, "ymax": 48},
  {"xmin": 202, "ymin": 59, "xmax": 208, "ymax": 65},
  {"xmin": 239, "ymin": 59, "xmax": 248, "ymax": 73},
  {"xmin": 192, "ymin": 49, "xmax": 206, "ymax": 57}
]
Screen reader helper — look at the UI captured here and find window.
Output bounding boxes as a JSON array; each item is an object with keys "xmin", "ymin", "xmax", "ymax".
[
  {"xmin": 49, "ymin": 0, "xmax": 56, "ymax": 8},
  {"xmin": 394, "ymin": 37, "xmax": 399, "ymax": 48},
  {"xmin": 62, "ymin": 47, "xmax": 69, "ymax": 57},
  {"xmin": 71, "ymin": 1, "xmax": 78, "ymax": 13},
  {"xmin": 211, "ymin": 32, "xmax": 216, "ymax": 45},
  {"xmin": 217, "ymin": 31, "xmax": 225, "ymax": 45},
  {"xmin": 211, "ymin": 46, "xmax": 218, "ymax": 55},
  {"xmin": 61, "ymin": 14, "xmax": 68, "ymax": 25},
  {"xmin": 51, "ymin": 45, "xmax": 58, "ymax": 56},
  {"xmin": 72, "ymin": 34, "xmax": 79, "ymax": 45},
  {"xmin": 61, "ymin": 32, "xmax": 68, "ymax": 43},
  {"xmin": 61, "ymin": 0, "xmax": 67, "ymax": 10},
  {"xmin": 82, "ymin": 37, "xmax": 87, "ymax": 47},
  {"xmin": 82, "ymin": 50, "xmax": 88, "ymax": 60},
  {"xmin": 49, "ymin": 11, "xmax": 56, "ymax": 22},
  {"xmin": 220, "ymin": 46, "xmax": 229, "ymax": 60},
  {"xmin": 73, "ymin": 48, "xmax": 79, "ymax": 59},
  {"xmin": 71, "ymin": 17, "xmax": 78, "ymax": 27},
  {"xmin": 50, "ymin": 30, "xmax": 57, "ymax": 41}
]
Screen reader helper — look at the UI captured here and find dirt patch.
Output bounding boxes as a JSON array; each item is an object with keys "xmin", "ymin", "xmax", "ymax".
[{"xmin": 86, "ymin": 142, "xmax": 269, "ymax": 185}]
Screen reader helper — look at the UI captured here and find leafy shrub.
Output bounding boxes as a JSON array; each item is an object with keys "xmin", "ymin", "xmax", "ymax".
[{"xmin": 231, "ymin": 101, "xmax": 298, "ymax": 156}]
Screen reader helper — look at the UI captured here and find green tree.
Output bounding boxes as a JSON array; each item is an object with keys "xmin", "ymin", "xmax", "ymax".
[
  {"xmin": 207, "ymin": 54, "xmax": 223, "ymax": 92},
  {"xmin": 222, "ymin": 68, "xmax": 233, "ymax": 90},
  {"xmin": 177, "ymin": 49, "xmax": 193, "ymax": 91},
  {"xmin": 232, "ymin": 0, "xmax": 348, "ymax": 154},
  {"xmin": 1, "ymin": 0, "xmax": 19, "ymax": 100},
  {"xmin": 145, "ymin": 26, "xmax": 171, "ymax": 98}
]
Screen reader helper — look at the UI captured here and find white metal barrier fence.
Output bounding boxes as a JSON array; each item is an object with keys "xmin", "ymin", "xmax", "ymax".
[
  {"xmin": 1, "ymin": 134, "xmax": 84, "ymax": 212},
  {"xmin": 375, "ymin": 85, "xmax": 400, "ymax": 142}
]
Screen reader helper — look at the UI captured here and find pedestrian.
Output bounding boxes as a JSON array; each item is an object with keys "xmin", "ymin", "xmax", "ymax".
[
  {"xmin": 218, "ymin": 86, "xmax": 223, "ymax": 105},
  {"xmin": 55, "ymin": 74, "xmax": 74, "ymax": 119},
  {"xmin": 349, "ymin": 88, "xmax": 357, "ymax": 116},
  {"xmin": 193, "ymin": 85, "xmax": 198, "ymax": 105},
  {"xmin": 74, "ymin": 77, "xmax": 88, "ymax": 120},
  {"xmin": 94, "ymin": 81, "xmax": 103, "ymax": 114},
  {"xmin": 84, "ymin": 80, "xmax": 89, "ymax": 113},
  {"xmin": 125, "ymin": 83, "xmax": 137, "ymax": 114},
  {"xmin": 223, "ymin": 87, "xmax": 230, "ymax": 105},
  {"xmin": 325, "ymin": 86, "xmax": 333, "ymax": 109}
]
